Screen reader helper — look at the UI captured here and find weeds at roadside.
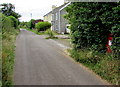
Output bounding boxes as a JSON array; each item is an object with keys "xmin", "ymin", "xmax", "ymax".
[
  {"xmin": 45, "ymin": 29, "xmax": 58, "ymax": 39},
  {"xmin": 2, "ymin": 30, "xmax": 19, "ymax": 86},
  {"xmin": 68, "ymin": 49, "xmax": 120, "ymax": 85},
  {"xmin": 26, "ymin": 28, "xmax": 45, "ymax": 35}
]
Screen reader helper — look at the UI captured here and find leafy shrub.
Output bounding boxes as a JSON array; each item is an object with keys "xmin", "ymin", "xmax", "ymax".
[
  {"xmin": 8, "ymin": 16, "xmax": 18, "ymax": 29},
  {"xmin": 35, "ymin": 22, "xmax": 51, "ymax": 32},
  {"xmin": 2, "ymin": 14, "xmax": 13, "ymax": 33}
]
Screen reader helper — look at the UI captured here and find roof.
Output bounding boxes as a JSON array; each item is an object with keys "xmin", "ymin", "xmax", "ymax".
[
  {"xmin": 52, "ymin": 2, "xmax": 69, "ymax": 12},
  {"xmin": 43, "ymin": 2, "xmax": 70, "ymax": 17},
  {"xmin": 43, "ymin": 11, "xmax": 52, "ymax": 17},
  {"xmin": 32, "ymin": 19, "xmax": 44, "ymax": 24}
]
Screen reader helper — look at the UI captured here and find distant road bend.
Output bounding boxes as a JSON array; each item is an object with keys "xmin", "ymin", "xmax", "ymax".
[{"xmin": 14, "ymin": 29, "xmax": 109, "ymax": 85}]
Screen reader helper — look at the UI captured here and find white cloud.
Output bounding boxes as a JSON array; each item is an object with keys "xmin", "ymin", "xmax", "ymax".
[{"xmin": 1, "ymin": 0, "xmax": 64, "ymax": 22}]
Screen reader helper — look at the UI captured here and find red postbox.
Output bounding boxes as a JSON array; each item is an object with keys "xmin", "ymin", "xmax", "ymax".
[{"xmin": 106, "ymin": 34, "xmax": 113, "ymax": 53}]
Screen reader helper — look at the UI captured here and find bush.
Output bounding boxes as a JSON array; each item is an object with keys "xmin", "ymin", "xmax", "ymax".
[
  {"xmin": 2, "ymin": 14, "xmax": 13, "ymax": 33},
  {"xmin": 8, "ymin": 16, "xmax": 18, "ymax": 29},
  {"xmin": 35, "ymin": 22, "xmax": 51, "ymax": 32}
]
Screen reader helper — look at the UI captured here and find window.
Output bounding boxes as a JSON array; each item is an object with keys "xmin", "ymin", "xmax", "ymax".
[
  {"xmin": 56, "ymin": 13, "xmax": 57, "ymax": 20},
  {"xmin": 52, "ymin": 14, "xmax": 54, "ymax": 19}
]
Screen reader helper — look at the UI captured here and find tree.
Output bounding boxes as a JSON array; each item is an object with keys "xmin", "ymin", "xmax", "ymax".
[
  {"xmin": 19, "ymin": 21, "xmax": 28, "ymax": 28},
  {"xmin": 28, "ymin": 19, "xmax": 35, "ymax": 29},
  {"xmin": 0, "ymin": 3, "xmax": 21, "ymax": 19}
]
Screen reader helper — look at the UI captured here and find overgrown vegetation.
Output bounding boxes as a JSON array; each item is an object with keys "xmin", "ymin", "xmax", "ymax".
[
  {"xmin": 35, "ymin": 22, "xmax": 51, "ymax": 32},
  {"xmin": 19, "ymin": 19, "xmax": 35, "ymax": 29},
  {"xmin": 68, "ymin": 49, "xmax": 119, "ymax": 85},
  {"xmin": 0, "ymin": 3, "xmax": 20, "ymax": 86},
  {"xmin": 2, "ymin": 29, "xmax": 18, "ymax": 86},
  {"xmin": 26, "ymin": 28, "xmax": 45, "ymax": 35},
  {"xmin": 27, "ymin": 19, "xmax": 35, "ymax": 29},
  {"xmin": 0, "ymin": 31, "xmax": 2, "ymax": 87},
  {"xmin": 65, "ymin": 2, "xmax": 120, "ymax": 54},
  {"xmin": 45, "ymin": 29, "xmax": 57, "ymax": 39},
  {"xmin": 21, "ymin": 21, "xmax": 56, "ymax": 39},
  {"xmin": 65, "ymin": 2, "xmax": 120, "ymax": 85},
  {"xmin": 8, "ymin": 16, "xmax": 18, "ymax": 29}
]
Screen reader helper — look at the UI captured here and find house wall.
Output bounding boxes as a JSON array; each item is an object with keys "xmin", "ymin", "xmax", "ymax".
[
  {"xmin": 51, "ymin": 3, "xmax": 70, "ymax": 33},
  {"xmin": 52, "ymin": 7, "xmax": 67, "ymax": 33},
  {"xmin": 60, "ymin": 9, "xmax": 68, "ymax": 33},
  {"xmin": 44, "ymin": 12, "xmax": 52, "ymax": 30},
  {"xmin": 52, "ymin": 8, "xmax": 59, "ymax": 32},
  {"xmin": 44, "ymin": 13, "xmax": 52, "ymax": 23}
]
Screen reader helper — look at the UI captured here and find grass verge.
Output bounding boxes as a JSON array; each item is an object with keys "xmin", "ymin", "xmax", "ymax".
[
  {"xmin": 26, "ymin": 28, "xmax": 45, "ymax": 35},
  {"xmin": 68, "ymin": 49, "xmax": 119, "ymax": 85},
  {"xmin": 0, "ymin": 33, "xmax": 2, "ymax": 87},
  {"xmin": 2, "ymin": 29, "xmax": 19, "ymax": 86},
  {"xmin": 26, "ymin": 28, "xmax": 58, "ymax": 39}
]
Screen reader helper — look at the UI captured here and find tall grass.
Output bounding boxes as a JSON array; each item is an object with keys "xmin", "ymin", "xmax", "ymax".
[
  {"xmin": 0, "ymin": 33, "xmax": 2, "ymax": 87},
  {"xmin": 45, "ymin": 29, "xmax": 58, "ymax": 39},
  {"xmin": 2, "ymin": 29, "xmax": 19, "ymax": 86},
  {"xmin": 68, "ymin": 49, "xmax": 119, "ymax": 85}
]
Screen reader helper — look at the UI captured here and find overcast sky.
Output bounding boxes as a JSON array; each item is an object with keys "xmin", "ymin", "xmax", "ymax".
[{"xmin": 1, "ymin": 0, "xmax": 64, "ymax": 22}]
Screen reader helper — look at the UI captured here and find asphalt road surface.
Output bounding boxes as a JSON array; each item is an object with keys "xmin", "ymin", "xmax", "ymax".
[{"xmin": 14, "ymin": 29, "xmax": 109, "ymax": 85}]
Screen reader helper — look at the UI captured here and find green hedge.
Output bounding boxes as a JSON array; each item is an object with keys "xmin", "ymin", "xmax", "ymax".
[
  {"xmin": 65, "ymin": 2, "xmax": 120, "ymax": 56},
  {"xmin": 35, "ymin": 22, "xmax": 51, "ymax": 32}
]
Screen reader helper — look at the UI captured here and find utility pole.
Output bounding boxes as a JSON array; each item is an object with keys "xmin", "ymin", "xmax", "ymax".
[{"xmin": 30, "ymin": 13, "xmax": 32, "ymax": 20}]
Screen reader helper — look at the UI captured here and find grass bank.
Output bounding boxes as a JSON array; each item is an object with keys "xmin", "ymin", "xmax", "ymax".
[
  {"xmin": 26, "ymin": 28, "xmax": 45, "ymax": 35},
  {"xmin": 68, "ymin": 49, "xmax": 119, "ymax": 85},
  {"xmin": 2, "ymin": 29, "xmax": 19, "ymax": 86}
]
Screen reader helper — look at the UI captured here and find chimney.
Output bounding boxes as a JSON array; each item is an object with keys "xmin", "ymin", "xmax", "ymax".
[
  {"xmin": 64, "ymin": 0, "xmax": 69, "ymax": 3},
  {"xmin": 52, "ymin": 5, "xmax": 57, "ymax": 10}
]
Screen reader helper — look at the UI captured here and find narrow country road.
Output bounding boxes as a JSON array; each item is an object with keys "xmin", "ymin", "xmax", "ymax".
[{"xmin": 14, "ymin": 29, "xmax": 108, "ymax": 85}]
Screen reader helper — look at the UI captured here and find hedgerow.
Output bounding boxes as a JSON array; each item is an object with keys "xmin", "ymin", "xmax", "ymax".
[
  {"xmin": 65, "ymin": 2, "xmax": 120, "ymax": 57},
  {"xmin": 65, "ymin": 2, "xmax": 120, "ymax": 85},
  {"xmin": 1, "ymin": 13, "xmax": 19, "ymax": 86}
]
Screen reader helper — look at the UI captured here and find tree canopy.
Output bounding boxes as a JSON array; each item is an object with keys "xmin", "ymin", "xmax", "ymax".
[{"xmin": 0, "ymin": 3, "xmax": 21, "ymax": 19}]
